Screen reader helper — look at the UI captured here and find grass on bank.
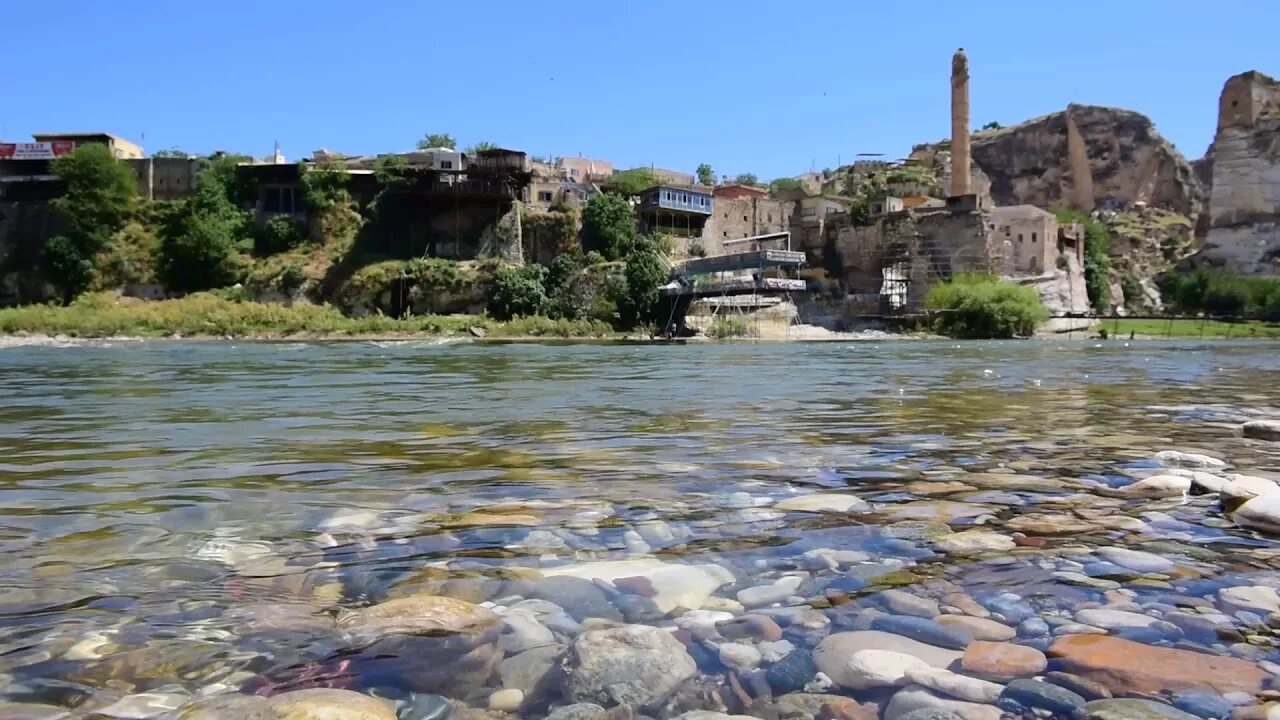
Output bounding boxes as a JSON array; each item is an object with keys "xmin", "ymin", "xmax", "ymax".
[
  {"xmin": 0, "ymin": 293, "xmax": 616, "ymax": 339},
  {"xmin": 1098, "ymin": 317, "xmax": 1280, "ymax": 339}
]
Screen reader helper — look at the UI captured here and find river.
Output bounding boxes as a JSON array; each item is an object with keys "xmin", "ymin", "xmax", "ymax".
[{"xmin": 2, "ymin": 339, "xmax": 1280, "ymax": 719}]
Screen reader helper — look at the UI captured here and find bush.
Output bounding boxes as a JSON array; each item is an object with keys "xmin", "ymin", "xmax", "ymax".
[
  {"xmin": 1160, "ymin": 270, "xmax": 1280, "ymax": 318},
  {"xmin": 688, "ymin": 241, "xmax": 707, "ymax": 258},
  {"xmin": 300, "ymin": 159, "xmax": 351, "ymax": 211},
  {"xmin": 487, "ymin": 264, "xmax": 548, "ymax": 319},
  {"xmin": 255, "ymin": 215, "xmax": 307, "ymax": 256},
  {"xmin": 158, "ymin": 211, "xmax": 246, "ymax": 292},
  {"xmin": 707, "ymin": 315, "xmax": 754, "ymax": 338},
  {"xmin": 1121, "ymin": 272, "xmax": 1144, "ymax": 312},
  {"xmin": 924, "ymin": 273, "xmax": 1050, "ymax": 338}
]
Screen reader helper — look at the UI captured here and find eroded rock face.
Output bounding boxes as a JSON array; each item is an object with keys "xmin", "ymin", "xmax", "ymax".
[{"xmin": 953, "ymin": 105, "xmax": 1204, "ymax": 216}]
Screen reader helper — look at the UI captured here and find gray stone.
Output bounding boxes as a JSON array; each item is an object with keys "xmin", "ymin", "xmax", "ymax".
[
  {"xmin": 717, "ymin": 642, "xmax": 761, "ymax": 671},
  {"xmin": 546, "ymin": 703, "xmax": 608, "ymax": 720},
  {"xmin": 1074, "ymin": 608, "xmax": 1158, "ymax": 630},
  {"xmin": 1000, "ymin": 678, "xmax": 1086, "ymax": 718},
  {"xmin": 1044, "ymin": 671, "xmax": 1111, "ymax": 701},
  {"xmin": 884, "ymin": 685, "xmax": 1001, "ymax": 720},
  {"xmin": 1084, "ymin": 698, "xmax": 1202, "ymax": 720},
  {"xmin": 1170, "ymin": 691, "xmax": 1231, "ymax": 719},
  {"xmin": 903, "ymin": 667, "xmax": 1004, "ymax": 703},
  {"xmin": 896, "ymin": 711, "xmax": 964, "ymax": 720},
  {"xmin": 500, "ymin": 612, "xmax": 557, "ymax": 654},
  {"xmin": 1242, "ymin": 420, "xmax": 1280, "ymax": 441},
  {"xmin": 499, "ymin": 645, "xmax": 563, "ymax": 697},
  {"xmin": 813, "ymin": 632, "xmax": 963, "ymax": 689},
  {"xmin": 765, "ymin": 649, "xmax": 817, "ymax": 695},
  {"xmin": 1096, "ymin": 547, "xmax": 1175, "ymax": 574},
  {"xmin": 877, "ymin": 589, "xmax": 942, "ymax": 618},
  {"xmin": 561, "ymin": 625, "xmax": 695, "ymax": 709},
  {"xmin": 1017, "ymin": 618, "xmax": 1049, "ymax": 638},
  {"xmin": 870, "ymin": 615, "xmax": 973, "ymax": 650},
  {"xmin": 531, "ymin": 577, "xmax": 623, "ymax": 622},
  {"xmin": 738, "ymin": 575, "xmax": 805, "ymax": 608}
]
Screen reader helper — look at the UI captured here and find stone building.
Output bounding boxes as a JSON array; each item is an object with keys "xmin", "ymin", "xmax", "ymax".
[
  {"xmin": 705, "ymin": 196, "xmax": 795, "ymax": 255},
  {"xmin": 555, "ymin": 156, "xmax": 613, "ymax": 182},
  {"xmin": 989, "ymin": 205, "xmax": 1058, "ymax": 276},
  {"xmin": 131, "ymin": 156, "xmax": 201, "ymax": 200},
  {"xmin": 1218, "ymin": 71, "xmax": 1280, "ymax": 130}
]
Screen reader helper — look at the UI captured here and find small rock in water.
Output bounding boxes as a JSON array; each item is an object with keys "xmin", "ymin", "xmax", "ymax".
[
  {"xmin": 884, "ymin": 685, "xmax": 1001, "ymax": 720},
  {"xmin": 903, "ymin": 667, "xmax": 1004, "ymax": 704},
  {"xmin": 1017, "ymin": 617, "xmax": 1049, "ymax": 638},
  {"xmin": 759, "ymin": 639, "xmax": 795, "ymax": 663},
  {"xmin": 1096, "ymin": 547, "xmax": 1175, "ymax": 574},
  {"xmin": 1123, "ymin": 475, "xmax": 1191, "ymax": 498},
  {"xmin": 895, "ymin": 711, "xmax": 965, "ymax": 720},
  {"xmin": 871, "ymin": 615, "xmax": 974, "ymax": 650},
  {"xmin": 1219, "ymin": 586, "xmax": 1280, "ymax": 615},
  {"xmin": 1221, "ymin": 475, "xmax": 1280, "ymax": 503},
  {"xmin": 717, "ymin": 614, "xmax": 783, "ymax": 642},
  {"xmin": 561, "ymin": 624, "xmax": 696, "ymax": 708},
  {"xmin": 978, "ymin": 595, "xmax": 1034, "ymax": 624},
  {"xmin": 488, "ymin": 689, "xmax": 524, "ymax": 712},
  {"xmin": 999, "ymin": 678, "xmax": 1087, "ymax": 718},
  {"xmin": 1044, "ymin": 671, "xmax": 1112, "ymax": 701},
  {"xmin": 1048, "ymin": 634, "xmax": 1269, "ymax": 696},
  {"xmin": 1234, "ymin": 493, "xmax": 1280, "ymax": 534},
  {"xmin": 95, "ymin": 692, "xmax": 188, "ymax": 719},
  {"xmin": 546, "ymin": 703, "xmax": 608, "ymax": 720},
  {"xmin": 936, "ymin": 615, "xmax": 1016, "ymax": 641},
  {"xmin": 933, "ymin": 531, "xmax": 1016, "ymax": 555},
  {"xmin": 844, "ymin": 649, "xmax": 931, "ymax": 689},
  {"xmin": 1155, "ymin": 451, "xmax": 1226, "ymax": 470},
  {"xmin": 738, "ymin": 575, "xmax": 805, "ymax": 608},
  {"xmin": 718, "ymin": 642, "xmax": 762, "ymax": 671},
  {"xmin": 765, "ymin": 648, "xmax": 817, "ymax": 694},
  {"xmin": 875, "ymin": 589, "xmax": 941, "ymax": 618},
  {"xmin": 774, "ymin": 493, "xmax": 870, "ymax": 513},
  {"xmin": 1074, "ymin": 608, "xmax": 1159, "ymax": 630},
  {"xmin": 960, "ymin": 641, "xmax": 1047, "ymax": 682},
  {"xmin": 1241, "ymin": 420, "xmax": 1280, "ymax": 441},
  {"xmin": 1083, "ymin": 698, "xmax": 1202, "ymax": 720},
  {"xmin": 1170, "ymin": 690, "xmax": 1232, "ymax": 719}
]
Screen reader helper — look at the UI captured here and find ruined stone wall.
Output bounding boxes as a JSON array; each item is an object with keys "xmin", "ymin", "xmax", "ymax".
[
  {"xmin": 705, "ymin": 197, "xmax": 795, "ymax": 255},
  {"xmin": 1200, "ymin": 116, "xmax": 1280, "ymax": 273}
]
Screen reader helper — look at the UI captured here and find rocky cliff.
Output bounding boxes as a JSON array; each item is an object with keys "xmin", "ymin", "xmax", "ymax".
[
  {"xmin": 1197, "ymin": 71, "xmax": 1280, "ymax": 274},
  {"xmin": 967, "ymin": 105, "xmax": 1205, "ymax": 216}
]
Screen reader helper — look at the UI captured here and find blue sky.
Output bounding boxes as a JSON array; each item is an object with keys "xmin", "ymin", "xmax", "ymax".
[{"xmin": 2, "ymin": 1, "xmax": 1275, "ymax": 180}]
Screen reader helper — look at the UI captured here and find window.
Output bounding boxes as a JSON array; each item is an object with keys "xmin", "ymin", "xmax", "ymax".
[
  {"xmin": 723, "ymin": 212, "xmax": 728, "ymax": 218},
  {"xmin": 767, "ymin": 213, "xmax": 772, "ymax": 222},
  {"xmin": 1018, "ymin": 234, "xmax": 1024, "ymax": 243},
  {"xmin": 803, "ymin": 207, "xmax": 817, "ymax": 217},
  {"xmin": 537, "ymin": 191, "xmax": 553, "ymax": 202},
  {"xmin": 743, "ymin": 215, "xmax": 748, "ymax": 222},
  {"xmin": 723, "ymin": 231, "xmax": 728, "ymax": 237},
  {"xmin": 441, "ymin": 160, "xmax": 453, "ymax": 169},
  {"xmin": 1031, "ymin": 232, "xmax": 1037, "ymax": 243}
]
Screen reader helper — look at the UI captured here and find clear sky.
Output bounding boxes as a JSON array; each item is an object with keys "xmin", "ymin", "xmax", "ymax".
[{"xmin": 3, "ymin": 1, "xmax": 1275, "ymax": 180}]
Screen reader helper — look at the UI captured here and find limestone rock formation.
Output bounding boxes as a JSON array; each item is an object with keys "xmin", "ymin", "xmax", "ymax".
[
  {"xmin": 967, "ymin": 105, "xmax": 1204, "ymax": 216},
  {"xmin": 1197, "ymin": 71, "xmax": 1280, "ymax": 274}
]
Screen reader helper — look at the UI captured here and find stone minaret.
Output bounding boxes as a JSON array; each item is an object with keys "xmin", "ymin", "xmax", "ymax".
[{"xmin": 950, "ymin": 48, "xmax": 971, "ymax": 197}]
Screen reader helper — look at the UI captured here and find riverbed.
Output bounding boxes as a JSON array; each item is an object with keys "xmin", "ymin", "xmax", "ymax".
[{"xmin": 2, "ymin": 339, "xmax": 1280, "ymax": 720}]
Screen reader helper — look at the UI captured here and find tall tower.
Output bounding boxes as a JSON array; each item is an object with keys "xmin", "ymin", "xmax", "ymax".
[{"xmin": 950, "ymin": 48, "xmax": 971, "ymax": 197}]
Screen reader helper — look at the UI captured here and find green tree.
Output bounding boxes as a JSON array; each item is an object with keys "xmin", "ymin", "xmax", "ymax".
[
  {"xmin": 696, "ymin": 163, "xmax": 715, "ymax": 186},
  {"xmin": 621, "ymin": 237, "xmax": 668, "ymax": 329},
  {"xmin": 157, "ymin": 157, "xmax": 248, "ymax": 292},
  {"xmin": 466, "ymin": 141, "xmax": 499, "ymax": 154},
  {"xmin": 153, "ymin": 148, "xmax": 190, "ymax": 158},
  {"xmin": 734, "ymin": 172, "xmax": 759, "ymax": 186},
  {"xmin": 924, "ymin": 273, "xmax": 1050, "ymax": 338},
  {"xmin": 582, "ymin": 193, "xmax": 638, "ymax": 260},
  {"xmin": 373, "ymin": 154, "xmax": 409, "ymax": 185},
  {"xmin": 417, "ymin": 133, "xmax": 456, "ymax": 150},
  {"xmin": 606, "ymin": 167, "xmax": 660, "ymax": 197},
  {"xmin": 768, "ymin": 177, "xmax": 803, "ymax": 195},
  {"xmin": 45, "ymin": 143, "xmax": 138, "ymax": 301},
  {"xmin": 487, "ymin": 264, "xmax": 548, "ymax": 319},
  {"xmin": 981, "ymin": 121, "xmax": 1004, "ymax": 131}
]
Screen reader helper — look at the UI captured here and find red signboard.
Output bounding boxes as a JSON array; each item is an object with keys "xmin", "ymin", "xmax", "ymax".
[{"xmin": 0, "ymin": 141, "xmax": 76, "ymax": 160}]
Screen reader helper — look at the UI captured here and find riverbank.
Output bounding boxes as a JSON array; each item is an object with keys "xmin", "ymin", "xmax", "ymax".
[
  {"xmin": 1097, "ymin": 317, "xmax": 1280, "ymax": 339},
  {"xmin": 0, "ymin": 292, "xmax": 619, "ymax": 340}
]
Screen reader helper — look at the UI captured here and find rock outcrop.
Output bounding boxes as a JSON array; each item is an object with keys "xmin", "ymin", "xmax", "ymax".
[
  {"xmin": 967, "ymin": 105, "xmax": 1204, "ymax": 216},
  {"xmin": 1197, "ymin": 71, "xmax": 1280, "ymax": 274}
]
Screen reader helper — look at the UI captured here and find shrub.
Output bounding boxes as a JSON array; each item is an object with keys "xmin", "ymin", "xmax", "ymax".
[
  {"xmin": 1159, "ymin": 269, "xmax": 1280, "ymax": 318},
  {"xmin": 487, "ymin": 264, "xmax": 548, "ymax": 319},
  {"xmin": 1121, "ymin": 272, "xmax": 1144, "ymax": 312},
  {"xmin": 924, "ymin": 273, "xmax": 1050, "ymax": 338},
  {"xmin": 1057, "ymin": 210, "xmax": 1111, "ymax": 313},
  {"xmin": 256, "ymin": 215, "xmax": 307, "ymax": 256},
  {"xmin": 299, "ymin": 159, "xmax": 351, "ymax": 211},
  {"xmin": 688, "ymin": 241, "xmax": 707, "ymax": 258},
  {"xmin": 707, "ymin": 315, "xmax": 754, "ymax": 338}
]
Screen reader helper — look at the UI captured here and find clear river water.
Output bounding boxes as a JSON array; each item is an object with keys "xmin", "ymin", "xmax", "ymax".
[{"xmin": 2, "ymin": 339, "xmax": 1280, "ymax": 720}]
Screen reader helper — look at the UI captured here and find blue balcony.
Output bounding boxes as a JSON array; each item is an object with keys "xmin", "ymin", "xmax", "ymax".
[{"xmin": 639, "ymin": 186, "xmax": 713, "ymax": 215}]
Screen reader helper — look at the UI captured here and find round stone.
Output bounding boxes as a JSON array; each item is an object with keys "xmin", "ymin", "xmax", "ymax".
[{"xmin": 488, "ymin": 689, "xmax": 524, "ymax": 712}]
